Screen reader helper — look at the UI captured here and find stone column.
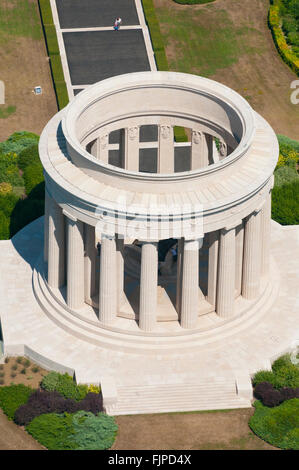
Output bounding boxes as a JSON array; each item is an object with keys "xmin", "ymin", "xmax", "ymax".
[
  {"xmin": 48, "ymin": 197, "xmax": 65, "ymax": 288},
  {"xmin": 176, "ymin": 238, "xmax": 184, "ymax": 314},
  {"xmin": 261, "ymin": 193, "xmax": 271, "ymax": 277},
  {"xmin": 99, "ymin": 235, "xmax": 117, "ymax": 324},
  {"xmin": 66, "ymin": 217, "xmax": 84, "ymax": 309},
  {"xmin": 180, "ymin": 239, "xmax": 199, "ymax": 329},
  {"xmin": 242, "ymin": 210, "xmax": 262, "ymax": 299},
  {"xmin": 84, "ymin": 224, "xmax": 97, "ymax": 303},
  {"xmin": 158, "ymin": 125, "xmax": 174, "ymax": 173},
  {"xmin": 207, "ymin": 230, "xmax": 219, "ymax": 307},
  {"xmin": 120, "ymin": 127, "xmax": 140, "ymax": 171},
  {"xmin": 235, "ymin": 222, "xmax": 244, "ymax": 296},
  {"xmin": 191, "ymin": 131, "xmax": 213, "ymax": 169},
  {"xmin": 99, "ymin": 130, "xmax": 109, "ymax": 164},
  {"xmin": 216, "ymin": 227, "xmax": 236, "ymax": 318},
  {"xmin": 116, "ymin": 236, "xmax": 125, "ymax": 311},
  {"xmin": 90, "ymin": 138, "xmax": 99, "ymax": 159},
  {"xmin": 139, "ymin": 242, "xmax": 158, "ymax": 331},
  {"xmin": 44, "ymin": 189, "xmax": 50, "ymax": 263},
  {"xmin": 219, "ymin": 140, "xmax": 228, "ymax": 160}
]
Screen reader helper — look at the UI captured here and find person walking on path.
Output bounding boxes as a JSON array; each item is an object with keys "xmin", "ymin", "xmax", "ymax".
[{"xmin": 114, "ymin": 17, "xmax": 122, "ymax": 31}]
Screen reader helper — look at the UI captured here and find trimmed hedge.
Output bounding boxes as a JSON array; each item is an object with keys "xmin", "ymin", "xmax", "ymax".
[
  {"xmin": 38, "ymin": 0, "xmax": 54, "ymax": 25},
  {"xmin": 44, "ymin": 24, "xmax": 60, "ymax": 56},
  {"xmin": 249, "ymin": 399, "xmax": 299, "ymax": 449},
  {"xmin": 142, "ymin": 0, "xmax": 169, "ymax": 70},
  {"xmin": 38, "ymin": 0, "xmax": 69, "ymax": 110},
  {"xmin": 173, "ymin": 0, "xmax": 215, "ymax": 4},
  {"xmin": 0, "ymin": 384, "xmax": 33, "ymax": 420},
  {"xmin": 268, "ymin": 4, "xmax": 299, "ymax": 76}
]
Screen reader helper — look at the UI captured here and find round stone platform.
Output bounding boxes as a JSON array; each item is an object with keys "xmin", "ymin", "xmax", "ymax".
[{"xmin": 0, "ymin": 216, "xmax": 298, "ymax": 413}]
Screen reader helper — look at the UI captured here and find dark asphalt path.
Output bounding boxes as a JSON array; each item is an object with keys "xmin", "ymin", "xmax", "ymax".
[
  {"xmin": 63, "ymin": 29, "xmax": 150, "ymax": 85},
  {"xmin": 56, "ymin": 0, "xmax": 139, "ymax": 28}
]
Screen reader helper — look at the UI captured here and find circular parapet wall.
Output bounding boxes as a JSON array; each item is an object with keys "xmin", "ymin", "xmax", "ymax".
[{"xmin": 39, "ymin": 71, "xmax": 279, "ymax": 336}]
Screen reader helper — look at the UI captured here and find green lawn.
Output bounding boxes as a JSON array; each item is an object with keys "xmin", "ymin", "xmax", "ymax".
[
  {"xmin": 154, "ymin": 6, "xmax": 263, "ymax": 76},
  {"xmin": 0, "ymin": 106, "xmax": 16, "ymax": 119},
  {"xmin": 0, "ymin": 0, "xmax": 41, "ymax": 44}
]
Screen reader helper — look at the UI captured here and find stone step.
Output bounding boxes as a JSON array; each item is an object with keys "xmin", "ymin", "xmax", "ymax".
[
  {"xmin": 33, "ymin": 252, "xmax": 277, "ymax": 355},
  {"xmin": 107, "ymin": 383, "xmax": 251, "ymax": 415}
]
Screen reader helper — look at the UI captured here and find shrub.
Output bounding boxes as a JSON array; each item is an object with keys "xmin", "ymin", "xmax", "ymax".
[
  {"xmin": 249, "ymin": 399, "xmax": 299, "ymax": 450},
  {"xmin": 0, "ymin": 183, "xmax": 12, "ymax": 195},
  {"xmin": 18, "ymin": 144, "xmax": 40, "ymax": 171},
  {"xmin": 16, "ymin": 357, "xmax": 23, "ymax": 364},
  {"xmin": 76, "ymin": 384, "xmax": 89, "ymax": 401},
  {"xmin": 14, "ymin": 389, "xmax": 103, "ymax": 426},
  {"xmin": 0, "ymin": 132, "xmax": 39, "ymax": 156},
  {"xmin": 11, "ymin": 364, "xmax": 18, "ymax": 371},
  {"xmin": 272, "ymin": 353, "xmax": 293, "ymax": 372},
  {"xmin": 79, "ymin": 393, "xmax": 103, "ymax": 414},
  {"xmin": 21, "ymin": 369, "xmax": 27, "ymax": 375},
  {"xmin": 274, "ymin": 165, "xmax": 298, "ymax": 187},
  {"xmin": 268, "ymin": 4, "xmax": 299, "ymax": 76},
  {"xmin": 88, "ymin": 384, "xmax": 101, "ymax": 394},
  {"xmin": 272, "ymin": 180, "xmax": 299, "ymax": 225},
  {"xmin": 252, "ymin": 370, "xmax": 280, "ymax": 388},
  {"xmin": 0, "ymin": 193, "xmax": 19, "ymax": 218},
  {"xmin": 274, "ymin": 364, "xmax": 299, "ymax": 388},
  {"xmin": 261, "ymin": 389, "xmax": 283, "ymax": 407},
  {"xmin": 31, "ymin": 366, "xmax": 40, "ymax": 373},
  {"xmin": 280, "ymin": 387, "xmax": 299, "ymax": 401},
  {"xmin": 14, "ymin": 390, "xmax": 72, "ymax": 425},
  {"xmin": 71, "ymin": 411, "xmax": 118, "ymax": 450},
  {"xmin": 41, "ymin": 372, "xmax": 90, "ymax": 401},
  {"xmin": 23, "ymin": 163, "xmax": 44, "ymax": 196},
  {"xmin": 26, "ymin": 412, "xmax": 77, "ymax": 450},
  {"xmin": 26, "ymin": 410, "xmax": 117, "ymax": 450},
  {"xmin": 0, "ymin": 384, "xmax": 33, "ymax": 420},
  {"xmin": 40, "ymin": 371, "xmax": 60, "ymax": 391},
  {"xmin": 0, "ymin": 211, "xmax": 10, "ymax": 240},
  {"xmin": 23, "ymin": 359, "xmax": 31, "ymax": 368}
]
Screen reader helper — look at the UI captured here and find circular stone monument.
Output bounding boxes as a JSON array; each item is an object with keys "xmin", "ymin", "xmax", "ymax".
[{"xmin": 38, "ymin": 71, "xmax": 279, "ymax": 346}]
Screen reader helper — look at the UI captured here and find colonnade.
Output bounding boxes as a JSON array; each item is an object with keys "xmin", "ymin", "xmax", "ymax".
[
  {"xmin": 45, "ymin": 190, "xmax": 271, "ymax": 332},
  {"xmin": 88, "ymin": 126, "xmax": 230, "ymax": 172}
]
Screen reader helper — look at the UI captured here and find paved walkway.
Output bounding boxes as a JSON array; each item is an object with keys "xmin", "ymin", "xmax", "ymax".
[{"xmin": 50, "ymin": 0, "xmax": 156, "ymax": 98}]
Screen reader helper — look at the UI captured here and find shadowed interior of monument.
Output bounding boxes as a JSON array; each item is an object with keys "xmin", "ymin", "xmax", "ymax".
[{"xmin": 85, "ymin": 125, "xmax": 232, "ymax": 173}]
